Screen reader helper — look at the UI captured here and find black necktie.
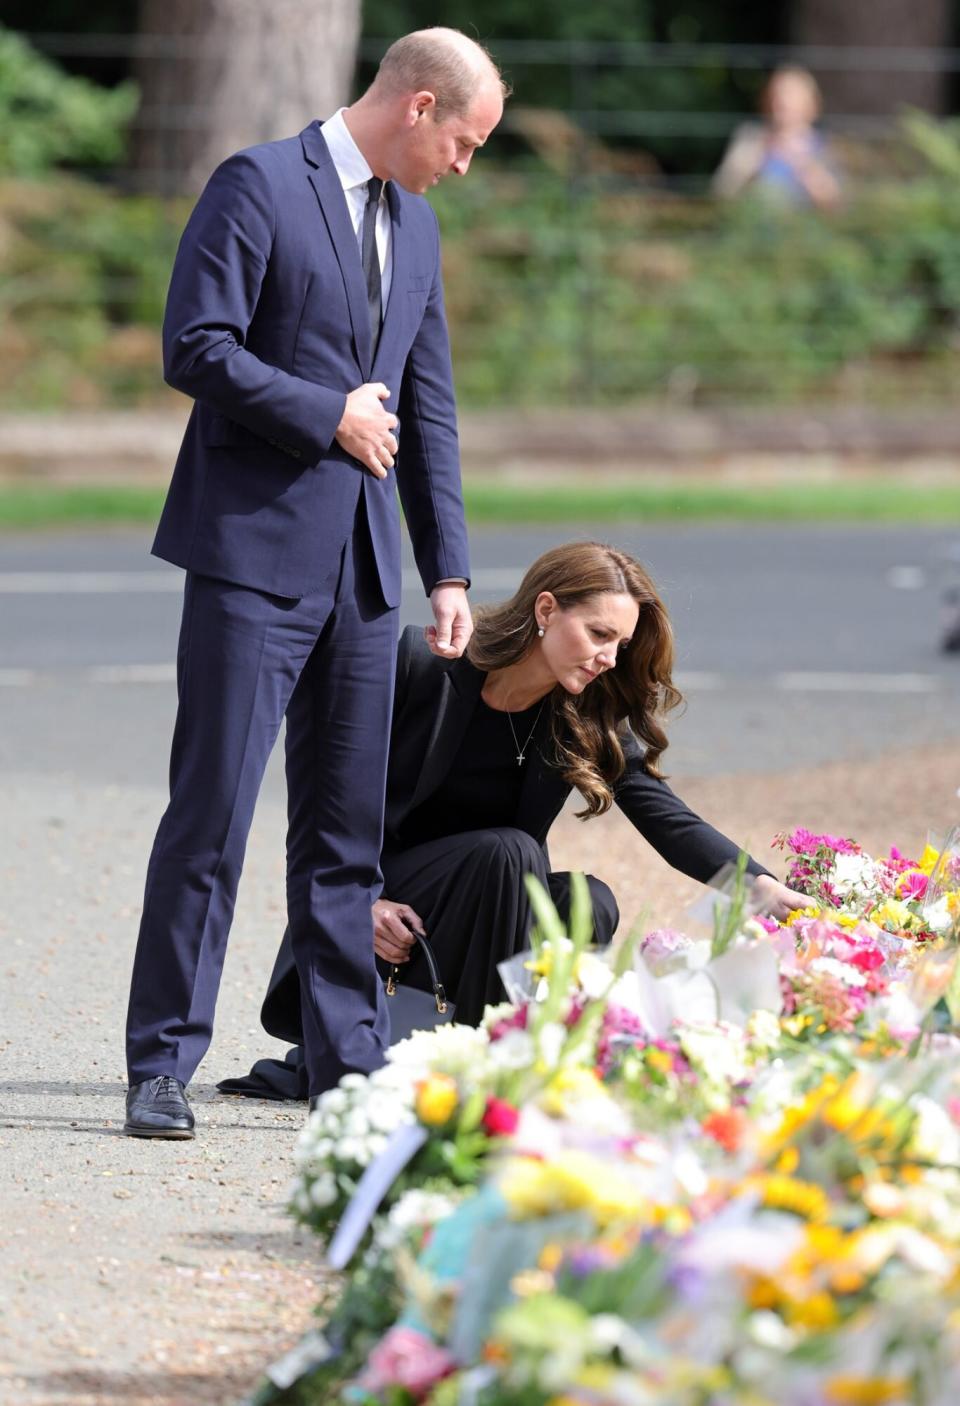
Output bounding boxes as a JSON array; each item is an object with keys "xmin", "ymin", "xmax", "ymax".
[{"xmin": 361, "ymin": 176, "xmax": 383, "ymax": 349}]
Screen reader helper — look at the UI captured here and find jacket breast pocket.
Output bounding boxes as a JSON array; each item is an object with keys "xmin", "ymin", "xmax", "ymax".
[{"xmin": 406, "ymin": 272, "xmax": 432, "ymax": 294}]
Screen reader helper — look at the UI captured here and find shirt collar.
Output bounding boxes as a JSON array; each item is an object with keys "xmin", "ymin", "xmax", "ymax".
[{"xmin": 323, "ymin": 107, "xmax": 380, "ymax": 194}]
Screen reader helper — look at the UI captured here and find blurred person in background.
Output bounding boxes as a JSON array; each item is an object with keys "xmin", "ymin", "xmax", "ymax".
[{"xmin": 712, "ymin": 66, "xmax": 842, "ymax": 210}]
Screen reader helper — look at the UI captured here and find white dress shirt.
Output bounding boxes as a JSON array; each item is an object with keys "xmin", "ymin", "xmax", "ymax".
[
  {"xmin": 322, "ymin": 107, "xmax": 392, "ymax": 310},
  {"xmin": 321, "ymin": 111, "xmax": 466, "ymax": 591}
]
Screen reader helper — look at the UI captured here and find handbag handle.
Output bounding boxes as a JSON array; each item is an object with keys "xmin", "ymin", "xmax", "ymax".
[{"xmin": 385, "ymin": 929, "xmax": 448, "ymax": 1014}]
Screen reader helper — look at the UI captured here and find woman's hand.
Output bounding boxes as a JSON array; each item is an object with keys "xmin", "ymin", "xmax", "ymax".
[
  {"xmin": 372, "ymin": 899, "xmax": 425, "ymax": 965},
  {"xmin": 752, "ymin": 873, "xmax": 811, "ymax": 922}
]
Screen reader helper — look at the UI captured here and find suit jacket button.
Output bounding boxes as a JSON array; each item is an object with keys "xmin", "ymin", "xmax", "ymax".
[{"xmin": 291, "ymin": 448, "xmax": 302, "ymax": 459}]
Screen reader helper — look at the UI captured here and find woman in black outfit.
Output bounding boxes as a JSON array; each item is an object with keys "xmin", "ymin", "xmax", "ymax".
[{"xmin": 222, "ymin": 542, "xmax": 804, "ymax": 1100}]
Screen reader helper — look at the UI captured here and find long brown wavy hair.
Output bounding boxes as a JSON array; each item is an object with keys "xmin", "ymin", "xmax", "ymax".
[{"xmin": 467, "ymin": 542, "xmax": 683, "ymax": 817}]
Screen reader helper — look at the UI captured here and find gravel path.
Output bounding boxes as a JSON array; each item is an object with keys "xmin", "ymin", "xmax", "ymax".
[{"xmin": 2, "ymin": 744, "xmax": 958, "ymax": 1405}]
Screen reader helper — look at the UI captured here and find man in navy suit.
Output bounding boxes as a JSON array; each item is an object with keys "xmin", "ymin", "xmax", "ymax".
[{"xmin": 124, "ymin": 28, "xmax": 506, "ymax": 1138}]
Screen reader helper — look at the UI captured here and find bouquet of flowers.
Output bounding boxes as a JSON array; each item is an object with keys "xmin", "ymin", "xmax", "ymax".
[{"xmin": 257, "ymin": 830, "xmax": 960, "ymax": 1406}]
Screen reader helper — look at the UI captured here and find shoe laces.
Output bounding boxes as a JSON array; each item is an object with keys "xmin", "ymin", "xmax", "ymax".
[{"xmin": 151, "ymin": 1075, "xmax": 182, "ymax": 1100}]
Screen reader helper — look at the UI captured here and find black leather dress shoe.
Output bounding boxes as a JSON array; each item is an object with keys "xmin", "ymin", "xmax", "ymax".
[
  {"xmin": 308, "ymin": 1095, "xmax": 320, "ymax": 1113},
  {"xmin": 124, "ymin": 1075, "xmax": 195, "ymax": 1139}
]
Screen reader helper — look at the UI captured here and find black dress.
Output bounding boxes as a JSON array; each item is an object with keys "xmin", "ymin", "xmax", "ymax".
[{"xmin": 217, "ymin": 694, "xmax": 618, "ymax": 1101}]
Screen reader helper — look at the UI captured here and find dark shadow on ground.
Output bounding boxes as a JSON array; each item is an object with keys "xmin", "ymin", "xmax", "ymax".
[{"xmin": 18, "ymin": 1365, "xmax": 265, "ymax": 1404}]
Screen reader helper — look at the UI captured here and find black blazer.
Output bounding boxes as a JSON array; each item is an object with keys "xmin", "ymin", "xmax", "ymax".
[{"xmin": 384, "ymin": 626, "xmax": 771, "ymax": 883}]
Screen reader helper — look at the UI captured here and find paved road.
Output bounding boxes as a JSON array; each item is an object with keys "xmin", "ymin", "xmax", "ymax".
[
  {"xmin": 2, "ymin": 519, "xmax": 958, "ymax": 1402},
  {"xmin": 1, "ymin": 523, "xmax": 958, "ymax": 786}
]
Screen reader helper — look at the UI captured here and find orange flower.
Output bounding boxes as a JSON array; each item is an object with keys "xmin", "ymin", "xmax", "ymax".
[{"xmin": 702, "ymin": 1107, "xmax": 749, "ymax": 1153}]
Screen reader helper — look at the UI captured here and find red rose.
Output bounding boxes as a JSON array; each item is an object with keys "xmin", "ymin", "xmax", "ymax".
[{"xmin": 482, "ymin": 1096, "xmax": 519, "ymax": 1137}]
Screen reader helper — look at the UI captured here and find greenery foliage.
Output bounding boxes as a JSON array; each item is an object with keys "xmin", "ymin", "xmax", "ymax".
[
  {"xmin": 4, "ymin": 56, "xmax": 960, "ymax": 411},
  {"xmin": 0, "ymin": 25, "xmax": 136, "ymax": 175}
]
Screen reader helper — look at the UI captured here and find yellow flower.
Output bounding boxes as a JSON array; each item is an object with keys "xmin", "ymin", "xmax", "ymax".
[
  {"xmin": 646, "ymin": 1047, "xmax": 674, "ymax": 1075},
  {"xmin": 835, "ymin": 913, "xmax": 860, "ymax": 929},
  {"xmin": 538, "ymin": 1241, "xmax": 564, "ymax": 1273},
  {"xmin": 784, "ymin": 1290, "xmax": 839, "ymax": 1331},
  {"xmin": 918, "ymin": 843, "xmax": 941, "ymax": 876},
  {"xmin": 873, "ymin": 896, "xmax": 917, "ymax": 930},
  {"xmin": 500, "ymin": 1151, "xmax": 648, "ymax": 1228},
  {"xmin": 752, "ymin": 1173, "xmax": 830, "ymax": 1222},
  {"xmin": 541, "ymin": 1066, "xmax": 607, "ymax": 1117},
  {"xmin": 414, "ymin": 1073, "xmax": 459, "ymax": 1126},
  {"xmin": 824, "ymin": 1376, "xmax": 910, "ymax": 1405},
  {"xmin": 787, "ymin": 905, "xmax": 820, "ymax": 924}
]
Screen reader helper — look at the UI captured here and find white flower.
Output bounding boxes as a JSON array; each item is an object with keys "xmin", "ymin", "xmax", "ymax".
[
  {"xmin": 337, "ymin": 1136, "xmax": 367, "ymax": 1165},
  {"xmin": 832, "ymin": 852, "xmax": 878, "ymax": 898},
  {"xmin": 319, "ymin": 1087, "xmax": 349, "ymax": 1113},
  {"xmin": 924, "ymin": 896, "xmax": 954, "ymax": 935},
  {"xmin": 809, "ymin": 956, "xmax": 867, "ymax": 987},
  {"xmin": 747, "ymin": 1311, "xmax": 797, "ymax": 1351},
  {"xmin": 341, "ymin": 1108, "xmax": 370, "ymax": 1139},
  {"xmin": 576, "ymin": 952, "xmax": 615, "ymax": 999},
  {"xmin": 487, "ymin": 1028, "xmax": 535, "ymax": 1072},
  {"xmin": 679, "ymin": 1023, "xmax": 748, "ymax": 1084},
  {"xmin": 388, "ymin": 1022, "xmax": 490, "ymax": 1078},
  {"xmin": 910, "ymin": 1094, "xmax": 960, "ymax": 1166},
  {"xmin": 365, "ymin": 1091, "xmax": 408, "ymax": 1132},
  {"xmin": 747, "ymin": 1009, "xmax": 782, "ymax": 1050},
  {"xmin": 366, "ymin": 1132, "xmax": 389, "ymax": 1160},
  {"xmin": 536, "ymin": 1021, "xmax": 566, "ymax": 1067},
  {"xmin": 338, "ymin": 1072, "xmax": 369, "ymax": 1092},
  {"xmin": 309, "ymin": 1172, "xmax": 338, "ymax": 1208}
]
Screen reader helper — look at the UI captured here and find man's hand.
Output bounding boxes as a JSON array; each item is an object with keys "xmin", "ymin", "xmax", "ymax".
[
  {"xmin": 752, "ymin": 873, "xmax": 812, "ymax": 922},
  {"xmin": 372, "ymin": 899, "xmax": 424, "ymax": 965},
  {"xmin": 426, "ymin": 584, "xmax": 472, "ymax": 658},
  {"xmin": 334, "ymin": 382, "xmax": 398, "ymax": 479}
]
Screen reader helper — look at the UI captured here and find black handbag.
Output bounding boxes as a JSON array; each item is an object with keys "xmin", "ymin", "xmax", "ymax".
[{"xmin": 384, "ymin": 930, "xmax": 456, "ymax": 1044}]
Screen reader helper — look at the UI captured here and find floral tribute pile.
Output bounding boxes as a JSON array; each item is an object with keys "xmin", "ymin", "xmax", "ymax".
[{"xmin": 255, "ymin": 829, "xmax": 960, "ymax": 1406}]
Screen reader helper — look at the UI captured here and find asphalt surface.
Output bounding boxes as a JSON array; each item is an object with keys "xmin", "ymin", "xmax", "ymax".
[
  {"xmin": 2, "ymin": 519, "xmax": 959, "ymax": 1402},
  {"xmin": 2, "ymin": 523, "xmax": 958, "ymax": 788}
]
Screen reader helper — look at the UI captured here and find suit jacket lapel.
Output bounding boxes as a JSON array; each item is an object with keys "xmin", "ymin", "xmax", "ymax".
[
  {"xmin": 372, "ymin": 181, "xmax": 411, "ymax": 383},
  {"xmin": 301, "ymin": 123, "xmax": 372, "ymax": 377},
  {"xmin": 406, "ymin": 656, "xmax": 484, "ymax": 812}
]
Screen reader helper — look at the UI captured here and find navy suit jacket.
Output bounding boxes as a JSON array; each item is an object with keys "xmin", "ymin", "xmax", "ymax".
[{"xmin": 152, "ymin": 121, "xmax": 470, "ymax": 604}]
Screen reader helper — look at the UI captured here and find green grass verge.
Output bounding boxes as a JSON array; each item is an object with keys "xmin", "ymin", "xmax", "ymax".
[{"xmin": 0, "ymin": 477, "xmax": 957, "ymax": 530}]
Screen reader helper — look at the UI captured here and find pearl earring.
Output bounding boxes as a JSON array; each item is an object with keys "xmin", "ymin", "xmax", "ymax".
[{"xmin": 537, "ymin": 626, "xmax": 545, "ymax": 638}]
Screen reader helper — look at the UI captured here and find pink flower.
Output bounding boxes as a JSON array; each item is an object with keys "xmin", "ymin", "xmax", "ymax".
[
  {"xmin": 482, "ymin": 1096, "xmax": 520, "ymax": 1137},
  {"xmin": 848, "ymin": 945, "xmax": 885, "ymax": 973},
  {"xmin": 899, "ymin": 872, "xmax": 928, "ymax": 901},
  {"xmin": 354, "ymin": 1326, "xmax": 456, "ymax": 1400},
  {"xmin": 488, "ymin": 1004, "xmax": 529, "ymax": 1041},
  {"xmin": 755, "ymin": 915, "xmax": 780, "ymax": 934},
  {"xmin": 820, "ymin": 833, "xmax": 860, "ymax": 855},
  {"xmin": 787, "ymin": 827, "xmax": 820, "ymax": 855}
]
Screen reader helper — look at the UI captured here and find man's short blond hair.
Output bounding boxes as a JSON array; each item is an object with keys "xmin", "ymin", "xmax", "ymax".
[{"xmin": 373, "ymin": 27, "xmax": 509, "ymax": 119}]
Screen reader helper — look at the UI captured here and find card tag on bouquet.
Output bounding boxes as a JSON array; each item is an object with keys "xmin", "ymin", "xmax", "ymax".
[{"xmin": 326, "ymin": 1121, "xmax": 428, "ymax": 1270}]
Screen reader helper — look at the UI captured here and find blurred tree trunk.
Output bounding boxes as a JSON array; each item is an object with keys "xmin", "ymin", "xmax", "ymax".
[
  {"xmin": 793, "ymin": 0, "xmax": 949, "ymax": 117},
  {"xmin": 134, "ymin": 0, "xmax": 362, "ymax": 194}
]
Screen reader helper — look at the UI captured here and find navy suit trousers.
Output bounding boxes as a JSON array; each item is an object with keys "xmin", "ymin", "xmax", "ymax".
[{"xmin": 126, "ymin": 512, "xmax": 397, "ymax": 1096}]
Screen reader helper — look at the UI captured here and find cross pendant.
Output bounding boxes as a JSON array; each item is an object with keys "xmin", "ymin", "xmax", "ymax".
[{"xmin": 515, "ymin": 753, "xmax": 525, "ymax": 766}]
